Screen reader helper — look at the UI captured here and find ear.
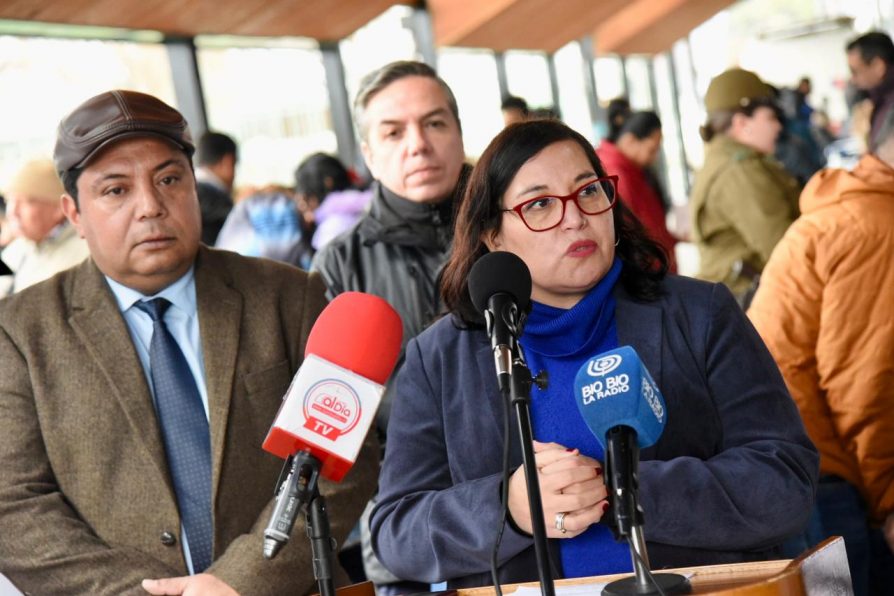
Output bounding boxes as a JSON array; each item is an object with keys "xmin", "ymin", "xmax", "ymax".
[
  {"xmin": 480, "ymin": 228, "xmax": 501, "ymax": 252},
  {"xmin": 61, "ymin": 194, "xmax": 84, "ymax": 238}
]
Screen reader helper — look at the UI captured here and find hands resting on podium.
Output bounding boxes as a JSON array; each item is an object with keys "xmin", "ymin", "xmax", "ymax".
[
  {"xmin": 507, "ymin": 441, "xmax": 609, "ymax": 539},
  {"xmin": 142, "ymin": 574, "xmax": 238, "ymax": 596}
]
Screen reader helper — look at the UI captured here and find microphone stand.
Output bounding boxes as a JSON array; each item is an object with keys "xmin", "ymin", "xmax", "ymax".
[
  {"xmin": 508, "ymin": 358, "xmax": 555, "ymax": 596},
  {"xmin": 603, "ymin": 428, "xmax": 689, "ymax": 596},
  {"xmin": 263, "ymin": 452, "xmax": 336, "ymax": 596}
]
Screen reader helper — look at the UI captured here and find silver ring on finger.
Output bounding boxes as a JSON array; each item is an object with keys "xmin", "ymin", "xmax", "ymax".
[{"xmin": 555, "ymin": 511, "xmax": 568, "ymax": 534}]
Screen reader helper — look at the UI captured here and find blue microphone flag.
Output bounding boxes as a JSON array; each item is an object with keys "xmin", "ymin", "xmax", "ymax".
[{"xmin": 573, "ymin": 345, "xmax": 666, "ymax": 449}]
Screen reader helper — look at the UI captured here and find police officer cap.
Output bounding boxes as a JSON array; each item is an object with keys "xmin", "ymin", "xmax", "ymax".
[{"xmin": 704, "ymin": 68, "xmax": 774, "ymax": 113}]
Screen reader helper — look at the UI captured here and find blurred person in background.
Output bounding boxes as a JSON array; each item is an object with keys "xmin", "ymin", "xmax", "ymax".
[
  {"xmin": 0, "ymin": 158, "xmax": 88, "ymax": 296},
  {"xmin": 215, "ymin": 185, "xmax": 314, "ymax": 269},
  {"xmin": 846, "ymin": 31, "xmax": 894, "ymax": 152},
  {"xmin": 195, "ymin": 131, "xmax": 237, "ymax": 245},
  {"xmin": 312, "ymin": 59, "xmax": 470, "ymax": 595},
  {"xmin": 749, "ymin": 107, "xmax": 894, "ymax": 596},
  {"xmin": 596, "ymin": 110, "xmax": 678, "ymax": 272},
  {"xmin": 689, "ymin": 68, "xmax": 799, "ymax": 306},
  {"xmin": 293, "ymin": 153, "xmax": 373, "ymax": 252},
  {"xmin": 501, "ymin": 95, "xmax": 529, "ymax": 127}
]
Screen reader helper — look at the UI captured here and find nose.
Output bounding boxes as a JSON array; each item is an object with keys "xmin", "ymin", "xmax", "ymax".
[
  {"xmin": 405, "ymin": 123, "xmax": 432, "ymax": 155},
  {"xmin": 134, "ymin": 181, "xmax": 166, "ymax": 220},
  {"xmin": 561, "ymin": 197, "xmax": 587, "ymax": 229}
]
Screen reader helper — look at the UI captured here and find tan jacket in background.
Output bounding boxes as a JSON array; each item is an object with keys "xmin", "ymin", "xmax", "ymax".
[
  {"xmin": 0, "ymin": 221, "xmax": 89, "ymax": 295},
  {"xmin": 0, "ymin": 247, "xmax": 379, "ymax": 595},
  {"xmin": 690, "ymin": 135, "xmax": 800, "ymax": 296},
  {"xmin": 748, "ymin": 154, "xmax": 894, "ymax": 524}
]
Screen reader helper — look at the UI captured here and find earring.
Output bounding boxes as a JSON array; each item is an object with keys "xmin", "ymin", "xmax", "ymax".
[{"xmin": 614, "ymin": 237, "xmax": 620, "ymax": 247}]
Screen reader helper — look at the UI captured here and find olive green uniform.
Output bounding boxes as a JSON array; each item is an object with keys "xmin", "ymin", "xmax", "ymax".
[{"xmin": 690, "ymin": 135, "xmax": 800, "ymax": 297}]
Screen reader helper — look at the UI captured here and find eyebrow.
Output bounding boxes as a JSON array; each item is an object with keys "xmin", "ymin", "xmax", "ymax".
[
  {"xmin": 515, "ymin": 171, "xmax": 597, "ymax": 199},
  {"xmin": 377, "ymin": 107, "xmax": 450, "ymax": 128},
  {"xmin": 89, "ymin": 158, "xmax": 186, "ymax": 190}
]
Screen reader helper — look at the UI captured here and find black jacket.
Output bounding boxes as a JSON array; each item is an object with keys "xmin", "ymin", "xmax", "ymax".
[{"xmin": 311, "ymin": 167, "xmax": 470, "ymax": 437}]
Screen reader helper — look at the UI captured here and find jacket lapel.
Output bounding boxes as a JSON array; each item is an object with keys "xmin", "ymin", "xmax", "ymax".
[
  {"xmin": 615, "ymin": 288, "xmax": 664, "ymax": 459},
  {"xmin": 194, "ymin": 248, "xmax": 243, "ymax": 499},
  {"xmin": 67, "ymin": 259, "xmax": 175, "ymax": 497}
]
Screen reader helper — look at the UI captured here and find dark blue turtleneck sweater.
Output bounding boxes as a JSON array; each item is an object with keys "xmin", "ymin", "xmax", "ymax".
[{"xmin": 519, "ymin": 258, "xmax": 631, "ymax": 577}]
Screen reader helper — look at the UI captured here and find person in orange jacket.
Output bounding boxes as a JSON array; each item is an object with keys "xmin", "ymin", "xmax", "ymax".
[{"xmin": 748, "ymin": 107, "xmax": 894, "ymax": 596}]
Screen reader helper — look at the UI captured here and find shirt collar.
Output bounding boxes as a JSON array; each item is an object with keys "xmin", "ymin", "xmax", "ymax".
[{"xmin": 105, "ymin": 266, "xmax": 198, "ymax": 317}]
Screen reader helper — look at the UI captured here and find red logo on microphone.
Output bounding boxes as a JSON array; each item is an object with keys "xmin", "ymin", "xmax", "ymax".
[{"xmin": 302, "ymin": 379, "xmax": 362, "ymax": 440}]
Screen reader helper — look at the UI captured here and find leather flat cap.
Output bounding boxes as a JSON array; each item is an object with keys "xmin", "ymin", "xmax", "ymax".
[{"xmin": 54, "ymin": 90, "xmax": 195, "ymax": 176}]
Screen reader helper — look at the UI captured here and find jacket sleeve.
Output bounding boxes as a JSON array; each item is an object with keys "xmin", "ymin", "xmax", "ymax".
[
  {"xmin": 208, "ymin": 271, "xmax": 380, "ymax": 594},
  {"xmin": 0, "ymin": 325, "xmax": 181, "ymax": 595},
  {"xmin": 637, "ymin": 282, "xmax": 819, "ymax": 551},
  {"xmin": 309, "ymin": 242, "xmax": 346, "ymax": 301},
  {"xmin": 750, "ymin": 216, "xmax": 894, "ymax": 523},
  {"xmin": 369, "ymin": 338, "xmax": 533, "ymax": 583},
  {"xmin": 713, "ymin": 157, "xmax": 799, "ymax": 264}
]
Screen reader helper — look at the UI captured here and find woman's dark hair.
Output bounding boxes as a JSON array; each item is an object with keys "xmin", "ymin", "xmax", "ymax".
[
  {"xmin": 606, "ymin": 97, "xmax": 632, "ymax": 143},
  {"xmin": 618, "ymin": 111, "xmax": 662, "ymax": 140},
  {"xmin": 441, "ymin": 119, "xmax": 668, "ymax": 325},
  {"xmin": 294, "ymin": 153, "xmax": 352, "ymax": 202}
]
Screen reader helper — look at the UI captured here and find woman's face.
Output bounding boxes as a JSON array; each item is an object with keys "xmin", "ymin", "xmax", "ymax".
[
  {"xmin": 620, "ymin": 129, "xmax": 663, "ymax": 168},
  {"xmin": 733, "ymin": 106, "xmax": 781, "ymax": 154},
  {"xmin": 484, "ymin": 140, "xmax": 616, "ymax": 309}
]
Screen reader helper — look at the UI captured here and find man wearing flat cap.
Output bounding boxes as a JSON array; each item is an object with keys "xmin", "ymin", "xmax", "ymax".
[
  {"xmin": 0, "ymin": 158, "xmax": 89, "ymax": 295},
  {"xmin": 0, "ymin": 90, "xmax": 377, "ymax": 595}
]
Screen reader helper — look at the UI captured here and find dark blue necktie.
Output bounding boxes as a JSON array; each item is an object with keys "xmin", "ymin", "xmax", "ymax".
[{"xmin": 135, "ymin": 298, "xmax": 213, "ymax": 573}]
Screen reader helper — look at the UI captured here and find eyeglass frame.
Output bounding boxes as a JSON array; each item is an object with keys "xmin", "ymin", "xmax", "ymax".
[{"xmin": 500, "ymin": 175, "xmax": 619, "ymax": 232}]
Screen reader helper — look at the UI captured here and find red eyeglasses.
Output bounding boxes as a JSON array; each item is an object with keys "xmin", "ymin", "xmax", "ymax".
[{"xmin": 501, "ymin": 176, "xmax": 618, "ymax": 232}]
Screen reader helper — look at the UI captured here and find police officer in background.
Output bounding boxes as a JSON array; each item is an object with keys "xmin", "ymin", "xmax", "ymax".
[{"xmin": 689, "ymin": 68, "xmax": 799, "ymax": 305}]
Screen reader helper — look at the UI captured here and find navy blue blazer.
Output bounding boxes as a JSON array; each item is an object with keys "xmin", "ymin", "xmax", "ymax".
[{"xmin": 370, "ymin": 275, "xmax": 818, "ymax": 588}]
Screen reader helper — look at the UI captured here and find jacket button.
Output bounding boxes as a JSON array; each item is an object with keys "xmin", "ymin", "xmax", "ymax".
[{"xmin": 160, "ymin": 531, "xmax": 177, "ymax": 546}]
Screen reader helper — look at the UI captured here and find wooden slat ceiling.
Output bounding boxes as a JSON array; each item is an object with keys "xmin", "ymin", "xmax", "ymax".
[
  {"xmin": 0, "ymin": 0, "xmax": 734, "ymax": 55},
  {"xmin": 0, "ymin": 0, "xmax": 409, "ymax": 40},
  {"xmin": 595, "ymin": 0, "xmax": 736, "ymax": 55}
]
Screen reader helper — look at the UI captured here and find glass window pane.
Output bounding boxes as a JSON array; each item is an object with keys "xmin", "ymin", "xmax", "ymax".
[
  {"xmin": 504, "ymin": 51, "xmax": 553, "ymax": 110},
  {"xmin": 196, "ymin": 41, "xmax": 336, "ymax": 190},
  {"xmin": 438, "ymin": 48, "xmax": 503, "ymax": 159},
  {"xmin": 0, "ymin": 35, "xmax": 174, "ymax": 181},
  {"xmin": 553, "ymin": 41, "xmax": 594, "ymax": 143},
  {"xmin": 594, "ymin": 56, "xmax": 626, "ymax": 104}
]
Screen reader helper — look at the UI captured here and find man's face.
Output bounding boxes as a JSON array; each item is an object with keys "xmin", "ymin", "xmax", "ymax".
[
  {"xmin": 360, "ymin": 76, "xmax": 465, "ymax": 204},
  {"xmin": 62, "ymin": 136, "xmax": 201, "ymax": 295},
  {"xmin": 6, "ymin": 194, "xmax": 64, "ymax": 242},
  {"xmin": 848, "ymin": 50, "xmax": 887, "ymax": 91},
  {"xmin": 502, "ymin": 108, "xmax": 527, "ymax": 127}
]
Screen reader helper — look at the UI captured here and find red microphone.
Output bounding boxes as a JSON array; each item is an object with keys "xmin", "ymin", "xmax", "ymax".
[{"xmin": 263, "ymin": 291, "xmax": 402, "ymax": 481}]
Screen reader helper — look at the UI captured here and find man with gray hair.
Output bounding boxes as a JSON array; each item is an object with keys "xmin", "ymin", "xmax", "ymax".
[
  {"xmin": 749, "ymin": 104, "xmax": 894, "ymax": 596},
  {"xmin": 312, "ymin": 60, "xmax": 469, "ymax": 594}
]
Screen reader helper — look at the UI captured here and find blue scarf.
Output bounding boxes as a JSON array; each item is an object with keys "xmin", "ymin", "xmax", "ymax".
[{"xmin": 519, "ymin": 258, "xmax": 630, "ymax": 577}]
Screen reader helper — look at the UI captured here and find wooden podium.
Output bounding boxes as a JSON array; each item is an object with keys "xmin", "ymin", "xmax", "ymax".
[{"xmin": 331, "ymin": 536, "xmax": 852, "ymax": 596}]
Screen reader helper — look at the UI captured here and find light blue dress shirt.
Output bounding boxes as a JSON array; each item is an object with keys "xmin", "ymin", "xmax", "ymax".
[{"xmin": 106, "ymin": 267, "xmax": 208, "ymax": 575}]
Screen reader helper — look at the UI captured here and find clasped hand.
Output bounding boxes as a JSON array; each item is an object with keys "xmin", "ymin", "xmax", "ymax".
[{"xmin": 507, "ymin": 441, "xmax": 609, "ymax": 538}]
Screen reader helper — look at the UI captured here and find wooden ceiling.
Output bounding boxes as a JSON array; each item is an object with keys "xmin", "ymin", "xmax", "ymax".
[{"xmin": 0, "ymin": 0, "xmax": 735, "ymax": 55}]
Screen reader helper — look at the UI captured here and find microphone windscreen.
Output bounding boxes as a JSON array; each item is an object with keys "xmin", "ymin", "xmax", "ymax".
[
  {"xmin": 573, "ymin": 345, "xmax": 667, "ymax": 449},
  {"xmin": 305, "ymin": 292, "xmax": 403, "ymax": 385},
  {"xmin": 468, "ymin": 251, "xmax": 532, "ymax": 313}
]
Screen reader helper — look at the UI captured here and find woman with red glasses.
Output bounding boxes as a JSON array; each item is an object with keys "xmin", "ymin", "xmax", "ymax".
[{"xmin": 369, "ymin": 119, "xmax": 818, "ymax": 589}]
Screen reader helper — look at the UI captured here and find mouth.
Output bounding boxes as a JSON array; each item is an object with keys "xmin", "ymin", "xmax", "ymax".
[
  {"xmin": 566, "ymin": 240, "xmax": 598, "ymax": 256},
  {"xmin": 136, "ymin": 235, "xmax": 176, "ymax": 249},
  {"xmin": 407, "ymin": 165, "xmax": 441, "ymax": 179}
]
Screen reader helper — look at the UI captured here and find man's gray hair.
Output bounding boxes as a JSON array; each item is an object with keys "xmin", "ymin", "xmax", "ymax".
[{"xmin": 353, "ymin": 60, "xmax": 462, "ymax": 140}]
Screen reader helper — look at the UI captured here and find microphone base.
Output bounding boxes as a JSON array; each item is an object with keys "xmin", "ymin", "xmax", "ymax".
[{"xmin": 602, "ymin": 573, "xmax": 690, "ymax": 595}]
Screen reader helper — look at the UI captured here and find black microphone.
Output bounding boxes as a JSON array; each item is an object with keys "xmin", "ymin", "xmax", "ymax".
[{"xmin": 468, "ymin": 251, "xmax": 532, "ymax": 394}]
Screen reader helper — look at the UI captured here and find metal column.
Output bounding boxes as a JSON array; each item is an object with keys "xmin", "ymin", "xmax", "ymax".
[
  {"xmin": 547, "ymin": 52, "xmax": 562, "ymax": 119},
  {"xmin": 495, "ymin": 51, "xmax": 510, "ymax": 100},
  {"xmin": 579, "ymin": 36, "xmax": 603, "ymax": 142},
  {"xmin": 320, "ymin": 41, "xmax": 357, "ymax": 170},
  {"xmin": 407, "ymin": 4, "xmax": 437, "ymax": 69},
  {"xmin": 666, "ymin": 49, "xmax": 691, "ymax": 195},
  {"xmin": 165, "ymin": 36, "xmax": 208, "ymax": 138},
  {"xmin": 646, "ymin": 57, "xmax": 671, "ymax": 196},
  {"xmin": 619, "ymin": 55, "xmax": 629, "ymax": 98}
]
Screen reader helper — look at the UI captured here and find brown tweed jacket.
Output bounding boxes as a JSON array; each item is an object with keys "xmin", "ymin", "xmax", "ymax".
[{"xmin": 0, "ymin": 247, "xmax": 379, "ymax": 595}]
